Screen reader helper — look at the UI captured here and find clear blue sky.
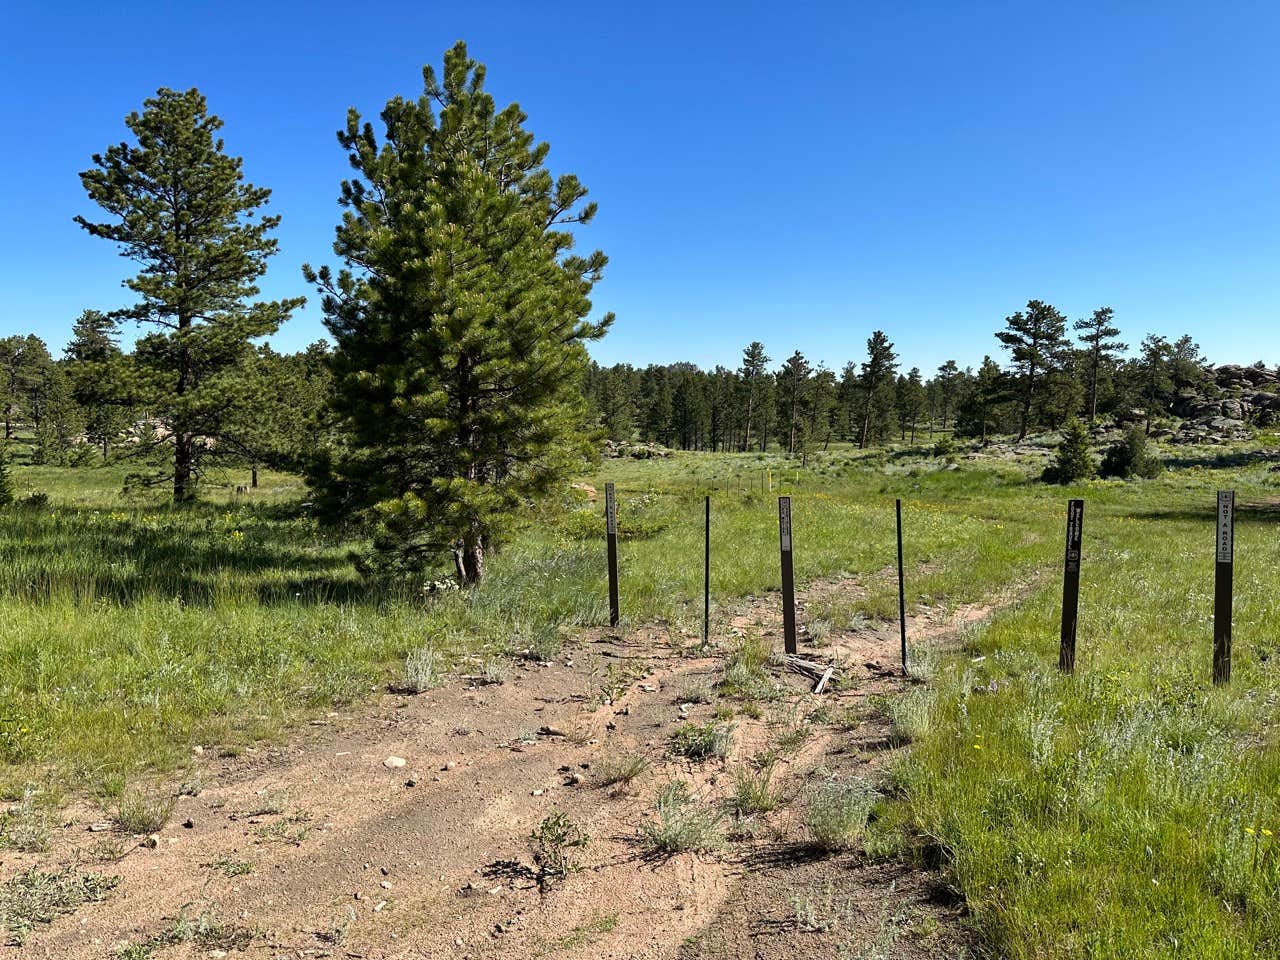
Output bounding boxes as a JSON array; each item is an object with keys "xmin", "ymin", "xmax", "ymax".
[{"xmin": 3, "ymin": 1, "xmax": 1278, "ymax": 375}]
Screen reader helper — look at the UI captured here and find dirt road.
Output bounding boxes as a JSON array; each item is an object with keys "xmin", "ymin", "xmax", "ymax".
[{"xmin": 7, "ymin": 578, "xmax": 985, "ymax": 959}]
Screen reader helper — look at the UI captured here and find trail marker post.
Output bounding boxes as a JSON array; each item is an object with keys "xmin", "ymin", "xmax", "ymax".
[
  {"xmin": 1058, "ymin": 499, "xmax": 1084, "ymax": 674},
  {"xmin": 896, "ymin": 499, "xmax": 908, "ymax": 675},
  {"xmin": 779, "ymin": 496, "xmax": 797, "ymax": 654},
  {"xmin": 1214, "ymin": 490, "xmax": 1235, "ymax": 685},
  {"xmin": 703, "ymin": 495, "xmax": 711, "ymax": 643},
  {"xmin": 605, "ymin": 482, "xmax": 620, "ymax": 628}
]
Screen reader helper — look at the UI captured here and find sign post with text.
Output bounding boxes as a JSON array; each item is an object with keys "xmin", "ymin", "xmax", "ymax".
[
  {"xmin": 779, "ymin": 496, "xmax": 797, "ymax": 654},
  {"xmin": 605, "ymin": 482, "xmax": 620, "ymax": 628},
  {"xmin": 1214, "ymin": 490, "xmax": 1234, "ymax": 685},
  {"xmin": 1058, "ymin": 499, "xmax": 1084, "ymax": 674}
]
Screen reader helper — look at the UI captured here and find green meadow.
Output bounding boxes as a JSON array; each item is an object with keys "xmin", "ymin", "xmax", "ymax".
[{"xmin": 4, "ymin": 440, "xmax": 1280, "ymax": 956}]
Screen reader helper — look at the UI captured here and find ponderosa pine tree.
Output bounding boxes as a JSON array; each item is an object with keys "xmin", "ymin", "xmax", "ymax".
[
  {"xmin": 997, "ymin": 300, "xmax": 1069, "ymax": 441},
  {"xmin": 1073, "ymin": 307, "xmax": 1126, "ymax": 422},
  {"xmin": 306, "ymin": 43, "xmax": 612, "ymax": 583},
  {"xmin": 775, "ymin": 351, "xmax": 812, "ymax": 455},
  {"xmin": 77, "ymin": 87, "xmax": 303, "ymax": 502},
  {"xmin": 898, "ymin": 367, "xmax": 926, "ymax": 442},
  {"xmin": 65, "ymin": 310, "xmax": 133, "ymax": 460},
  {"xmin": 858, "ymin": 331, "xmax": 898, "ymax": 448},
  {"xmin": 0, "ymin": 335, "xmax": 49, "ymax": 440},
  {"xmin": 935, "ymin": 359, "xmax": 960, "ymax": 430},
  {"xmin": 739, "ymin": 342, "xmax": 770, "ymax": 451}
]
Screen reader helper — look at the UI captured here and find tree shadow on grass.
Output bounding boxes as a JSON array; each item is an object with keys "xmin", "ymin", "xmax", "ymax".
[
  {"xmin": 0, "ymin": 504, "xmax": 390, "ymax": 607},
  {"xmin": 1121, "ymin": 499, "xmax": 1280, "ymax": 524}
]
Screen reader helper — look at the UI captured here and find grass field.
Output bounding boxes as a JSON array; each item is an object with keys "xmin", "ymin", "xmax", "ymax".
[{"xmin": 5, "ymin": 439, "xmax": 1280, "ymax": 956}]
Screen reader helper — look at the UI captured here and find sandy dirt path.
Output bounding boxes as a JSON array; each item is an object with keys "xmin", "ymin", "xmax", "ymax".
[{"xmin": 5, "ymin": 576, "xmax": 999, "ymax": 959}]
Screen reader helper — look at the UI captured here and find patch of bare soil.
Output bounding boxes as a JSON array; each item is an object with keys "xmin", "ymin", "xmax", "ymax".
[{"xmin": 5, "ymin": 579, "xmax": 996, "ymax": 959}]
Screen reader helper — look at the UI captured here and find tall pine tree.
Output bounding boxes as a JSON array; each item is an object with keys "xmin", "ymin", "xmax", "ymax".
[
  {"xmin": 77, "ymin": 88, "xmax": 303, "ymax": 501},
  {"xmin": 996, "ymin": 300, "xmax": 1068, "ymax": 441},
  {"xmin": 307, "ymin": 43, "xmax": 612, "ymax": 583},
  {"xmin": 739, "ymin": 342, "xmax": 770, "ymax": 452},
  {"xmin": 1073, "ymin": 307, "xmax": 1126, "ymax": 422},
  {"xmin": 858, "ymin": 331, "xmax": 898, "ymax": 448}
]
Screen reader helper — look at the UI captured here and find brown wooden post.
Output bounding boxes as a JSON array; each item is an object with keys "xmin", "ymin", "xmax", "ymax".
[{"xmin": 779, "ymin": 496, "xmax": 796, "ymax": 654}]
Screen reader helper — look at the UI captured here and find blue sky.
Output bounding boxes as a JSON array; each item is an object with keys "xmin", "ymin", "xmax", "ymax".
[{"xmin": 3, "ymin": 1, "xmax": 1278, "ymax": 374}]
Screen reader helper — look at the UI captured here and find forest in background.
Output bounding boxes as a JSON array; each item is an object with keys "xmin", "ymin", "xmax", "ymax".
[{"xmin": 0, "ymin": 301, "xmax": 1246, "ymax": 478}]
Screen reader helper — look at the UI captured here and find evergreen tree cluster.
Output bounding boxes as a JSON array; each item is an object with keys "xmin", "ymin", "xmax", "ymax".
[{"xmin": 584, "ymin": 299, "xmax": 1225, "ymax": 453}]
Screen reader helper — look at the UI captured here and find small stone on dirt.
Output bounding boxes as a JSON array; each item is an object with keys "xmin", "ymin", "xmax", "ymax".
[
  {"xmin": 88, "ymin": 821, "xmax": 112, "ymax": 832},
  {"xmin": 183, "ymin": 818, "xmax": 195, "ymax": 829},
  {"xmin": 383, "ymin": 756, "xmax": 407, "ymax": 769}
]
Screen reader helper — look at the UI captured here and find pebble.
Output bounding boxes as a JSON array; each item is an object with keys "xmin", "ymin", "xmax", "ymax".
[{"xmin": 384, "ymin": 756, "xmax": 407, "ymax": 769}]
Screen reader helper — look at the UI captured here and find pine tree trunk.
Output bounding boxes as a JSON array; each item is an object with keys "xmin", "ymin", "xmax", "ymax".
[
  {"xmin": 454, "ymin": 531, "xmax": 485, "ymax": 585},
  {"xmin": 174, "ymin": 433, "xmax": 195, "ymax": 503},
  {"xmin": 1088, "ymin": 350, "xmax": 1100, "ymax": 422},
  {"xmin": 251, "ymin": 465, "xmax": 259, "ymax": 488}
]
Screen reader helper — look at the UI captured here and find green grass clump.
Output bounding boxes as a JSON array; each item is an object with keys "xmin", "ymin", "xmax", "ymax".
[
  {"xmin": 639, "ymin": 781, "xmax": 723, "ymax": 854},
  {"xmin": 0, "ymin": 867, "xmax": 119, "ymax": 946},
  {"xmin": 670, "ymin": 720, "xmax": 734, "ymax": 761},
  {"xmin": 114, "ymin": 787, "xmax": 174, "ymax": 835},
  {"xmin": 728, "ymin": 756, "xmax": 780, "ymax": 815},
  {"xmin": 403, "ymin": 645, "xmax": 442, "ymax": 692},
  {"xmin": 716, "ymin": 633, "xmax": 779, "ymax": 700},
  {"xmin": 594, "ymin": 754, "xmax": 649, "ymax": 788},
  {"xmin": 804, "ymin": 777, "xmax": 878, "ymax": 852},
  {"xmin": 888, "ymin": 686, "xmax": 934, "ymax": 745}
]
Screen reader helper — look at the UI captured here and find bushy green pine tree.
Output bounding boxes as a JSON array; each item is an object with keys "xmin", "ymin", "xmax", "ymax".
[
  {"xmin": 1050, "ymin": 418, "xmax": 1096, "ymax": 484},
  {"xmin": 1100, "ymin": 424, "xmax": 1163, "ymax": 479},
  {"xmin": 306, "ymin": 43, "xmax": 612, "ymax": 583}
]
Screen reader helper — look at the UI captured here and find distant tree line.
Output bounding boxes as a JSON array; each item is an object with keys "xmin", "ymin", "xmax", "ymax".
[
  {"xmin": 584, "ymin": 303, "xmax": 1225, "ymax": 457},
  {"xmin": 0, "ymin": 321, "xmax": 332, "ymax": 482}
]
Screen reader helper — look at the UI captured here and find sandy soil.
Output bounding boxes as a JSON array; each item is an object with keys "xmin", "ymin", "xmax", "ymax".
[{"xmin": 5, "ymin": 577, "xmax": 997, "ymax": 959}]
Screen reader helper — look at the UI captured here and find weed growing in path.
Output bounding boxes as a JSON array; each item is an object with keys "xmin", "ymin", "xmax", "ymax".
[
  {"xmin": 671, "ymin": 720, "xmax": 734, "ymax": 761},
  {"xmin": 639, "ymin": 781, "xmax": 723, "ymax": 854},
  {"xmin": 530, "ymin": 811, "xmax": 589, "ymax": 883},
  {"xmin": 805, "ymin": 777, "xmax": 878, "ymax": 852}
]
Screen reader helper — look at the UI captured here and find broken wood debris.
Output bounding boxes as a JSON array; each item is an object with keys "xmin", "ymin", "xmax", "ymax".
[{"xmin": 782, "ymin": 655, "xmax": 839, "ymax": 693}]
